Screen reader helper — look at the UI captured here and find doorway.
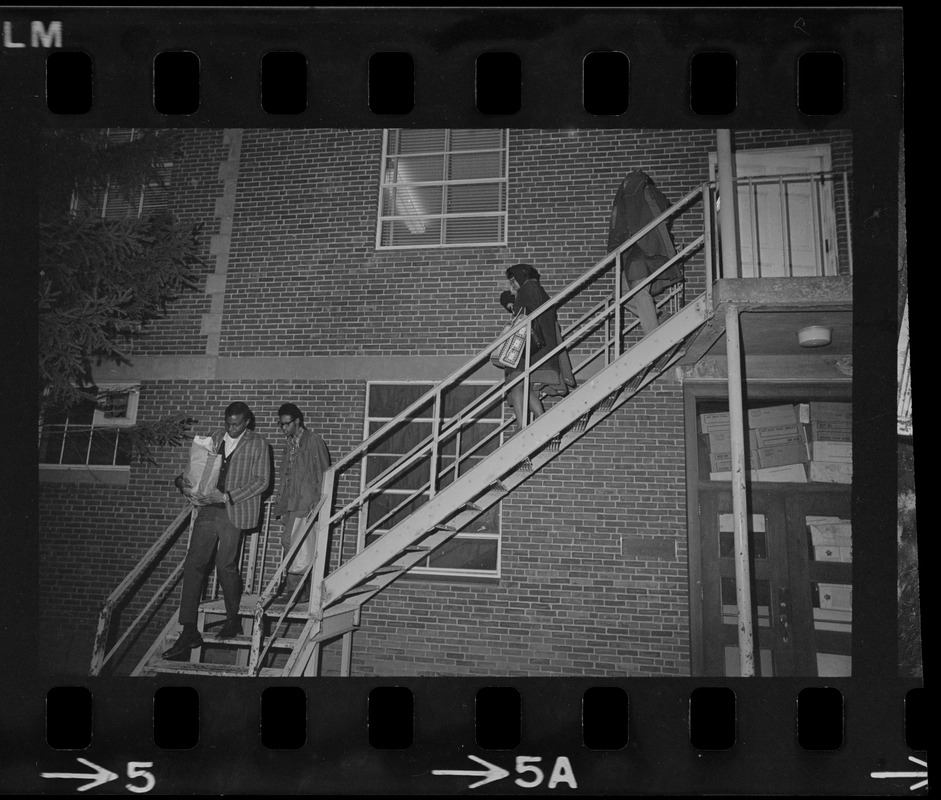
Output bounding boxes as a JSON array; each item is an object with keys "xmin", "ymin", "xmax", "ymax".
[
  {"xmin": 699, "ymin": 487, "xmax": 851, "ymax": 677},
  {"xmin": 710, "ymin": 144, "xmax": 839, "ymax": 277}
]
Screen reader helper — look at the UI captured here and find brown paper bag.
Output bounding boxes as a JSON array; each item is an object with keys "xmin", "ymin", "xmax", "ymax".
[{"xmin": 185, "ymin": 435, "xmax": 221, "ymax": 495}]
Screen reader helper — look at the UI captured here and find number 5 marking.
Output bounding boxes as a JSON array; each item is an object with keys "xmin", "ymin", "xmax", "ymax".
[
  {"xmin": 515, "ymin": 756, "xmax": 545, "ymax": 788},
  {"xmin": 126, "ymin": 762, "xmax": 156, "ymax": 794}
]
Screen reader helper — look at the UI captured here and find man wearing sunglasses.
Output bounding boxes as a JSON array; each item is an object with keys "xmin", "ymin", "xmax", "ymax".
[{"xmin": 272, "ymin": 403, "xmax": 331, "ymax": 602}]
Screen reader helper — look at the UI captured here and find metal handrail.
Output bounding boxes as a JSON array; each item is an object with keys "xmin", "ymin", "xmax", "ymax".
[
  {"xmin": 90, "ymin": 505, "xmax": 194, "ymax": 675},
  {"xmin": 325, "ymin": 183, "xmax": 706, "ymax": 489},
  {"xmin": 249, "ymin": 495, "xmax": 327, "ymax": 674},
  {"xmin": 347, "ymin": 234, "xmax": 706, "ymax": 546},
  {"xmin": 319, "ymin": 187, "xmax": 707, "ymax": 537},
  {"xmin": 712, "ymin": 169, "xmax": 852, "ymax": 277}
]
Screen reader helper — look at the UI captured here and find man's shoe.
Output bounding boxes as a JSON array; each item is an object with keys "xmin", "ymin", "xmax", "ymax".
[
  {"xmin": 215, "ymin": 617, "xmax": 242, "ymax": 640},
  {"xmin": 162, "ymin": 630, "xmax": 203, "ymax": 660}
]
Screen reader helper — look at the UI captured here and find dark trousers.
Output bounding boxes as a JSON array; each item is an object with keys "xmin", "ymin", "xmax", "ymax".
[{"xmin": 180, "ymin": 505, "xmax": 243, "ymax": 625}]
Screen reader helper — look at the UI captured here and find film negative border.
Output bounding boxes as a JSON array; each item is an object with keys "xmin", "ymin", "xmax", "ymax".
[{"xmin": 1, "ymin": 5, "xmax": 916, "ymax": 797}]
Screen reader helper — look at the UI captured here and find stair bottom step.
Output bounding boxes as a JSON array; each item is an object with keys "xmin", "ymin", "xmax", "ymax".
[{"xmin": 146, "ymin": 660, "xmax": 282, "ymax": 677}]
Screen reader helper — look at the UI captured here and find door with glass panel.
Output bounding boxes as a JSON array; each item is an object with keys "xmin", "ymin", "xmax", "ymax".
[
  {"xmin": 700, "ymin": 488, "xmax": 852, "ymax": 676},
  {"xmin": 701, "ymin": 491, "xmax": 795, "ymax": 676}
]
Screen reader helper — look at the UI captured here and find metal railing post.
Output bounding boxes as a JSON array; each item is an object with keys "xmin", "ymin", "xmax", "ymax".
[
  {"xmin": 842, "ymin": 172, "xmax": 853, "ymax": 274},
  {"xmin": 703, "ymin": 182, "xmax": 715, "ymax": 307},
  {"xmin": 614, "ymin": 254, "xmax": 623, "ymax": 359},
  {"xmin": 725, "ymin": 304, "xmax": 756, "ymax": 677}
]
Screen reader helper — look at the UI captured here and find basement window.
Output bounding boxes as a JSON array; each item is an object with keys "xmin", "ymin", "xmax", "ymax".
[
  {"xmin": 362, "ymin": 381, "xmax": 504, "ymax": 579},
  {"xmin": 39, "ymin": 385, "xmax": 140, "ymax": 471},
  {"xmin": 376, "ymin": 128, "xmax": 509, "ymax": 249}
]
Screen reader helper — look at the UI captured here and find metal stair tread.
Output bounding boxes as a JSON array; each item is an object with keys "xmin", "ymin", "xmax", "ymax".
[
  {"xmin": 211, "ymin": 634, "xmax": 299, "ymax": 649},
  {"xmin": 147, "ymin": 660, "xmax": 282, "ymax": 677},
  {"xmin": 199, "ymin": 594, "xmax": 263, "ymax": 615}
]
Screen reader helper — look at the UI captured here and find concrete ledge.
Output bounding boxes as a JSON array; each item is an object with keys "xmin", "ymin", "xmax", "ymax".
[
  {"xmin": 90, "ymin": 355, "xmax": 506, "ymax": 383},
  {"xmin": 714, "ymin": 276, "xmax": 853, "ymax": 308},
  {"xmin": 679, "ymin": 354, "xmax": 853, "ymax": 382},
  {"xmin": 40, "ymin": 465, "xmax": 130, "ymax": 486}
]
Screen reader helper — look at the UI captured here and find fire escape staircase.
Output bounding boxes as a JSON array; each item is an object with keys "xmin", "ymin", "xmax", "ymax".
[{"xmin": 103, "ymin": 182, "xmax": 722, "ymax": 678}]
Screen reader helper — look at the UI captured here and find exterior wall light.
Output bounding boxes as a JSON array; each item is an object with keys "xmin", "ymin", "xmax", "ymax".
[{"xmin": 797, "ymin": 325, "xmax": 832, "ymax": 348}]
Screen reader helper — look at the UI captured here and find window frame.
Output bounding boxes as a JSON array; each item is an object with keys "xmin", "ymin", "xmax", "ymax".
[
  {"xmin": 69, "ymin": 128, "xmax": 174, "ymax": 220},
  {"xmin": 360, "ymin": 380, "xmax": 504, "ymax": 580},
  {"xmin": 375, "ymin": 128, "xmax": 510, "ymax": 250},
  {"xmin": 39, "ymin": 384, "xmax": 140, "ymax": 472}
]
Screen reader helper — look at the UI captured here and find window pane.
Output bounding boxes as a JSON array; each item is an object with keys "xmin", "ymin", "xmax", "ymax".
[
  {"xmin": 368, "ymin": 384, "xmax": 435, "ymax": 417},
  {"xmin": 381, "ymin": 184, "xmax": 443, "ymax": 221},
  {"xmin": 366, "ymin": 454, "xmax": 431, "ymax": 492},
  {"xmin": 464, "ymin": 505, "xmax": 499, "ymax": 533},
  {"xmin": 443, "ymin": 215, "xmax": 505, "ymax": 245},
  {"xmin": 368, "ymin": 422, "xmax": 432, "ymax": 455},
  {"xmin": 426, "ymin": 536, "xmax": 498, "ymax": 571},
  {"xmin": 449, "ymin": 129, "xmax": 504, "ymax": 151},
  {"xmin": 448, "ymin": 151, "xmax": 503, "ymax": 181},
  {"xmin": 367, "ymin": 492, "xmax": 428, "ymax": 530},
  {"xmin": 39, "ymin": 429, "xmax": 65, "ymax": 464},
  {"xmin": 380, "ymin": 218, "xmax": 444, "ymax": 248},
  {"xmin": 391, "ymin": 129, "xmax": 447, "ymax": 154},
  {"xmin": 61, "ymin": 430, "xmax": 91, "ymax": 464},
  {"xmin": 88, "ymin": 429, "xmax": 119, "ymax": 465},
  {"xmin": 386, "ymin": 155, "xmax": 445, "ymax": 184},
  {"xmin": 441, "ymin": 384, "xmax": 504, "ymax": 419},
  {"xmin": 115, "ymin": 430, "xmax": 134, "ymax": 465},
  {"xmin": 719, "ymin": 529, "xmax": 768, "ymax": 560},
  {"xmin": 446, "ymin": 182, "xmax": 504, "ymax": 214}
]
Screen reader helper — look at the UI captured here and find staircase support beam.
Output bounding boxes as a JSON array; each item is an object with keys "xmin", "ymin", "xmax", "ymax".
[
  {"xmin": 716, "ymin": 129, "xmax": 741, "ymax": 280},
  {"xmin": 725, "ymin": 304, "xmax": 757, "ymax": 677}
]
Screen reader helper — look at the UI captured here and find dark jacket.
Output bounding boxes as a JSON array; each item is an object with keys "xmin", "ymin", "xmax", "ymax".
[
  {"xmin": 511, "ymin": 278, "xmax": 560, "ymax": 374},
  {"xmin": 273, "ymin": 428, "xmax": 331, "ymax": 518},
  {"xmin": 607, "ymin": 170, "xmax": 682, "ymax": 296}
]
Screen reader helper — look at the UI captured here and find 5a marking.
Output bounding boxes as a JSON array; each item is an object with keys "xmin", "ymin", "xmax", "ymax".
[
  {"xmin": 41, "ymin": 759, "xmax": 155, "ymax": 793},
  {"xmin": 433, "ymin": 755, "xmax": 577, "ymax": 790}
]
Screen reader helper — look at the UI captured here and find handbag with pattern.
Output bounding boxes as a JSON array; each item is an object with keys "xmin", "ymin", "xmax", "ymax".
[{"xmin": 490, "ymin": 311, "xmax": 528, "ymax": 369}]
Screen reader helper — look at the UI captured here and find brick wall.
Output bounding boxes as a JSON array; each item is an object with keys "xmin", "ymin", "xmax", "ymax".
[
  {"xmin": 38, "ymin": 126, "xmax": 852, "ymax": 676},
  {"xmin": 351, "ymin": 382, "xmax": 690, "ymax": 676}
]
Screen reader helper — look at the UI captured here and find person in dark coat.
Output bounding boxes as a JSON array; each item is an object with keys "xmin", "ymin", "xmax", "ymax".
[
  {"xmin": 272, "ymin": 403, "xmax": 331, "ymax": 602},
  {"xmin": 499, "ymin": 263, "xmax": 576, "ymax": 426},
  {"xmin": 607, "ymin": 170, "xmax": 682, "ymax": 335}
]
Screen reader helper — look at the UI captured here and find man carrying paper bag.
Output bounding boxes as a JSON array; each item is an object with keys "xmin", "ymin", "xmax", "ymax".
[
  {"xmin": 164, "ymin": 401, "xmax": 271, "ymax": 660},
  {"xmin": 184, "ymin": 435, "xmax": 223, "ymax": 495}
]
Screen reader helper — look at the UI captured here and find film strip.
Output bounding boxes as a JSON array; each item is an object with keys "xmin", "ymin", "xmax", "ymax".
[{"xmin": 1, "ymin": 6, "xmax": 920, "ymax": 796}]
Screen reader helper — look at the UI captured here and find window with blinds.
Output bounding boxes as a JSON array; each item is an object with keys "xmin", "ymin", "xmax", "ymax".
[
  {"xmin": 73, "ymin": 129, "xmax": 173, "ymax": 219},
  {"xmin": 377, "ymin": 129, "xmax": 508, "ymax": 249}
]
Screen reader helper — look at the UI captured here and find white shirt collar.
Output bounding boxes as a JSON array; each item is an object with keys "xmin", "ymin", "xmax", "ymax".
[{"xmin": 223, "ymin": 430, "xmax": 246, "ymax": 449}]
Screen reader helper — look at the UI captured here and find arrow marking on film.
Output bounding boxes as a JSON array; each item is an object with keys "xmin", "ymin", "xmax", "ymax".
[
  {"xmin": 432, "ymin": 754, "xmax": 510, "ymax": 789},
  {"xmin": 41, "ymin": 758, "xmax": 119, "ymax": 792},
  {"xmin": 871, "ymin": 756, "xmax": 928, "ymax": 791}
]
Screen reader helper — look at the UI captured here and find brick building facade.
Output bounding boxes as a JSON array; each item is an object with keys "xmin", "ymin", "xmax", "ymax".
[{"xmin": 38, "ymin": 126, "xmax": 853, "ymax": 676}]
